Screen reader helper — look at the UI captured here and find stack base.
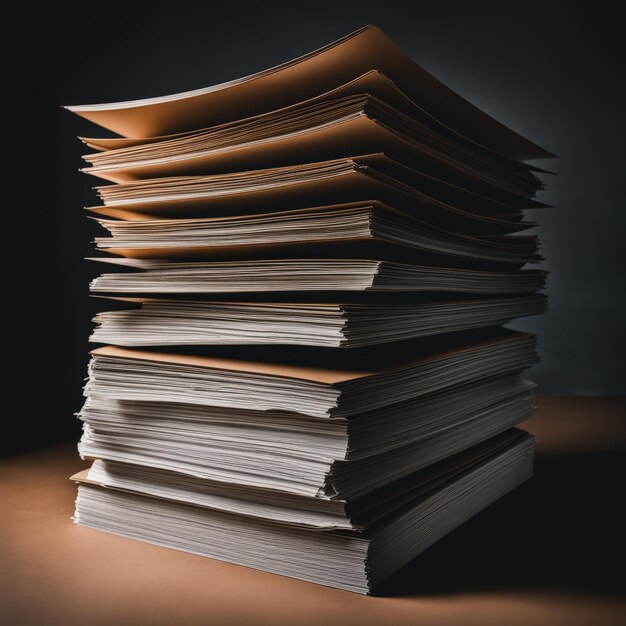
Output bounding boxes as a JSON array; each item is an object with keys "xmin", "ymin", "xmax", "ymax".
[{"xmin": 74, "ymin": 429, "xmax": 534, "ymax": 594}]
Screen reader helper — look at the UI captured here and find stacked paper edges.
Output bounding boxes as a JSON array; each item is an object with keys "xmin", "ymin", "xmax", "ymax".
[{"xmin": 67, "ymin": 25, "xmax": 552, "ymax": 594}]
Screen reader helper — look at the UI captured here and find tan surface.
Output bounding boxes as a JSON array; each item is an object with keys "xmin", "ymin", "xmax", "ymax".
[
  {"xmin": 1, "ymin": 396, "xmax": 625, "ymax": 626},
  {"xmin": 65, "ymin": 26, "xmax": 553, "ymax": 160},
  {"xmin": 91, "ymin": 344, "xmax": 373, "ymax": 383},
  {"xmin": 77, "ymin": 70, "xmax": 447, "ymax": 152}
]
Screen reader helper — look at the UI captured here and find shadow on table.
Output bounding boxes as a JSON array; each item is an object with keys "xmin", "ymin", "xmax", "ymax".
[{"xmin": 375, "ymin": 449, "xmax": 626, "ymax": 598}]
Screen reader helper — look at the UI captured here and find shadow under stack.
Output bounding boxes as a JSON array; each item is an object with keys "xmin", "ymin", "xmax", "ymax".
[{"xmin": 67, "ymin": 25, "xmax": 552, "ymax": 594}]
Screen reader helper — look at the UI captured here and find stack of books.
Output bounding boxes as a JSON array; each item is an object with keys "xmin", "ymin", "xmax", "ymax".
[{"xmin": 67, "ymin": 26, "xmax": 552, "ymax": 594}]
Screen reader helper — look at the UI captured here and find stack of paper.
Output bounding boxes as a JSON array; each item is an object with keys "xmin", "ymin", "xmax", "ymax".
[{"xmin": 67, "ymin": 25, "xmax": 551, "ymax": 594}]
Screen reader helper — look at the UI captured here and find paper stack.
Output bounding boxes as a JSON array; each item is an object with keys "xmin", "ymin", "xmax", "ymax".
[{"xmin": 67, "ymin": 26, "xmax": 551, "ymax": 594}]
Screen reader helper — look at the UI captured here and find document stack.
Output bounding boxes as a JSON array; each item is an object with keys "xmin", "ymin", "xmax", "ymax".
[{"xmin": 67, "ymin": 26, "xmax": 552, "ymax": 594}]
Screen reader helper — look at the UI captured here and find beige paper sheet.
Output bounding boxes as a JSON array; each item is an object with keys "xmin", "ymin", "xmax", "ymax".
[{"xmin": 66, "ymin": 26, "xmax": 553, "ymax": 160}]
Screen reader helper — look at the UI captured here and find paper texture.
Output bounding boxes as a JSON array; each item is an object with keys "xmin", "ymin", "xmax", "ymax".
[{"xmin": 66, "ymin": 26, "xmax": 553, "ymax": 160}]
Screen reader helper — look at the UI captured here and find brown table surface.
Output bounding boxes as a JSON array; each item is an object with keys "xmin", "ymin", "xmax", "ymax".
[{"xmin": 2, "ymin": 396, "xmax": 625, "ymax": 626}]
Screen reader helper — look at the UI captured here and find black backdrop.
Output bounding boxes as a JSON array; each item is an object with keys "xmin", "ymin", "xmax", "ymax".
[{"xmin": 12, "ymin": 1, "xmax": 625, "ymax": 455}]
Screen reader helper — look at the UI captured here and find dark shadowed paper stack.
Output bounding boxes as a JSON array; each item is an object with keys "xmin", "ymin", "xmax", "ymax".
[{"xmin": 66, "ymin": 25, "xmax": 551, "ymax": 594}]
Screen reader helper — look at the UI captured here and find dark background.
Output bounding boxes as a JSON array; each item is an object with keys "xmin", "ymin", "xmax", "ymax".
[{"xmin": 13, "ymin": 1, "xmax": 625, "ymax": 455}]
